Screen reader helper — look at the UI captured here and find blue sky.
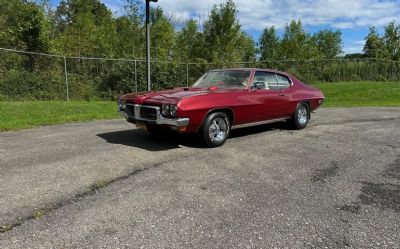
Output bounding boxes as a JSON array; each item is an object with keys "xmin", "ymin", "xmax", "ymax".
[{"xmin": 49, "ymin": 0, "xmax": 400, "ymax": 54}]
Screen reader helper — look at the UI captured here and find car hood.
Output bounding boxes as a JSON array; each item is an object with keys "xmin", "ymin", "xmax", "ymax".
[{"xmin": 122, "ymin": 87, "xmax": 210, "ymax": 104}]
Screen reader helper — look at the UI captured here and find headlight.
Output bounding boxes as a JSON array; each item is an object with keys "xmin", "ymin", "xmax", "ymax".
[
  {"xmin": 161, "ymin": 104, "xmax": 178, "ymax": 117},
  {"xmin": 161, "ymin": 104, "xmax": 170, "ymax": 116},
  {"xmin": 170, "ymin": 105, "xmax": 178, "ymax": 117}
]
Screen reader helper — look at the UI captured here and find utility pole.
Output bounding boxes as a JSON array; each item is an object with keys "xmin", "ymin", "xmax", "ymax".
[{"xmin": 146, "ymin": 0, "xmax": 158, "ymax": 91}]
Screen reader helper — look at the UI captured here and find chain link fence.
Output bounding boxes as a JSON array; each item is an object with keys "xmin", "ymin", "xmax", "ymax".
[{"xmin": 1, "ymin": 48, "xmax": 400, "ymax": 101}]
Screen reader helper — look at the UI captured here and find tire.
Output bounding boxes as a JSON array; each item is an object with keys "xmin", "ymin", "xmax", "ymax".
[
  {"xmin": 145, "ymin": 123, "xmax": 165, "ymax": 136},
  {"xmin": 200, "ymin": 112, "xmax": 230, "ymax": 147},
  {"xmin": 290, "ymin": 102, "xmax": 309, "ymax": 129}
]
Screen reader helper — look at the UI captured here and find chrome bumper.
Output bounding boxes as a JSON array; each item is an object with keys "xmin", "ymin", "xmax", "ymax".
[{"xmin": 119, "ymin": 104, "xmax": 189, "ymax": 127}]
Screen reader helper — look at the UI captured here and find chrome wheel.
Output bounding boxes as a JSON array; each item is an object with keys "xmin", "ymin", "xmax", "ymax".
[
  {"xmin": 297, "ymin": 105, "xmax": 308, "ymax": 125},
  {"xmin": 208, "ymin": 117, "xmax": 228, "ymax": 143}
]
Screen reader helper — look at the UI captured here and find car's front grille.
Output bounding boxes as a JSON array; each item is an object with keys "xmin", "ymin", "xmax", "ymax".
[
  {"xmin": 126, "ymin": 105, "xmax": 135, "ymax": 117},
  {"xmin": 139, "ymin": 106, "xmax": 157, "ymax": 120}
]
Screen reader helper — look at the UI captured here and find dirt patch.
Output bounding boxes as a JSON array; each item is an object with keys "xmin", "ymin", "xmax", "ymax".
[
  {"xmin": 385, "ymin": 156, "xmax": 400, "ymax": 180},
  {"xmin": 358, "ymin": 182, "xmax": 400, "ymax": 212},
  {"xmin": 336, "ymin": 204, "xmax": 361, "ymax": 214},
  {"xmin": 312, "ymin": 162, "xmax": 339, "ymax": 183}
]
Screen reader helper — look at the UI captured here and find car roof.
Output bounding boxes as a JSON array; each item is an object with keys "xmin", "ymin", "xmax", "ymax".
[{"xmin": 209, "ymin": 68, "xmax": 291, "ymax": 77}]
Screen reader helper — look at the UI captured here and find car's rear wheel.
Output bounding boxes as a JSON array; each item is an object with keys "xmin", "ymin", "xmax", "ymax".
[
  {"xmin": 290, "ymin": 103, "xmax": 309, "ymax": 129},
  {"xmin": 201, "ymin": 112, "xmax": 230, "ymax": 147}
]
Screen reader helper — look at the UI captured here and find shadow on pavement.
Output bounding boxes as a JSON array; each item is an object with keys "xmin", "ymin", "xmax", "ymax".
[
  {"xmin": 97, "ymin": 129, "xmax": 203, "ymax": 151},
  {"xmin": 97, "ymin": 121, "xmax": 291, "ymax": 151},
  {"xmin": 229, "ymin": 121, "xmax": 290, "ymax": 139}
]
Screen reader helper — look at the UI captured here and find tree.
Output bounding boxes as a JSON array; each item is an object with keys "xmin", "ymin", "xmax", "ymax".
[
  {"xmin": 150, "ymin": 7, "xmax": 175, "ymax": 60},
  {"xmin": 114, "ymin": 16, "xmax": 144, "ymax": 58},
  {"xmin": 0, "ymin": 0, "xmax": 51, "ymax": 70},
  {"xmin": 203, "ymin": 0, "xmax": 242, "ymax": 62},
  {"xmin": 363, "ymin": 26, "xmax": 385, "ymax": 59},
  {"xmin": 281, "ymin": 20, "xmax": 315, "ymax": 60},
  {"xmin": 174, "ymin": 19, "xmax": 205, "ymax": 62},
  {"xmin": 53, "ymin": 0, "xmax": 116, "ymax": 57},
  {"xmin": 259, "ymin": 26, "xmax": 281, "ymax": 61},
  {"xmin": 237, "ymin": 32, "xmax": 256, "ymax": 62},
  {"xmin": 312, "ymin": 29, "xmax": 342, "ymax": 58},
  {"xmin": 0, "ymin": 0, "xmax": 50, "ymax": 52},
  {"xmin": 382, "ymin": 21, "xmax": 400, "ymax": 60}
]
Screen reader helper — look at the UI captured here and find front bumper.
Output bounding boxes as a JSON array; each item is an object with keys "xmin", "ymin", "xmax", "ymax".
[{"xmin": 119, "ymin": 104, "xmax": 189, "ymax": 127}]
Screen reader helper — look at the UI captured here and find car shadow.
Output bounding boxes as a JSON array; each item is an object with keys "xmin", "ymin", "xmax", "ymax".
[
  {"xmin": 97, "ymin": 129, "xmax": 203, "ymax": 151},
  {"xmin": 97, "ymin": 121, "xmax": 291, "ymax": 151},
  {"xmin": 230, "ymin": 121, "xmax": 291, "ymax": 138}
]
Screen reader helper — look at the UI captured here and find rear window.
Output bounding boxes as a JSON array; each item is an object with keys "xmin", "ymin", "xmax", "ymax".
[{"xmin": 276, "ymin": 74, "xmax": 291, "ymax": 89}]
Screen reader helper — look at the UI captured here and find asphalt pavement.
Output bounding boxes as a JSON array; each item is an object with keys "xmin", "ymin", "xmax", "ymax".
[{"xmin": 0, "ymin": 107, "xmax": 399, "ymax": 248}]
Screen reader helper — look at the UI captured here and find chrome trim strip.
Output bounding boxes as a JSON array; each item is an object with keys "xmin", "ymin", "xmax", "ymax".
[
  {"xmin": 122, "ymin": 104, "xmax": 189, "ymax": 127},
  {"xmin": 231, "ymin": 117, "xmax": 290, "ymax": 130}
]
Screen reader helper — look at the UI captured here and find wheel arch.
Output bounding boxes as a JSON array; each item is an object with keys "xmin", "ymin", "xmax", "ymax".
[
  {"xmin": 198, "ymin": 107, "xmax": 235, "ymax": 132},
  {"xmin": 296, "ymin": 101, "xmax": 311, "ymax": 120}
]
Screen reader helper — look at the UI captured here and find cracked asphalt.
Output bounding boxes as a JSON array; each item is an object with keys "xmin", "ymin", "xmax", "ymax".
[{"xmin": 0, "ymin": 107, "xmax": 400, "ymax": 248}]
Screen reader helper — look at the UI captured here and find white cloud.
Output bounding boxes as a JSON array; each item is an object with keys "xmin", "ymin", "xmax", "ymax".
[{"xmin": 156, "ymin": 0, "xmax": 400, "ymax": 31}]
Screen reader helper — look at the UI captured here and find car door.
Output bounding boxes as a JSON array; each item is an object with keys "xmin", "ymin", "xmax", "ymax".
[{"xmin": 250, "ymin": 71, "xmax": 287, "ymax": 121}]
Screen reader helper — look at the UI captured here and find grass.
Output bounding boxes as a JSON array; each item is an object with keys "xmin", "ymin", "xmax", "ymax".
[
  {"xmin": 0, "ymin": 81, "xmax": 399, "ymax": 131},
  {"xmin": 311, "ymin": 81, "xmax": 400, "ymax": 107},
  {"xmin": 0, "ymin": 101, "xmax": 119, "ymax": 131}
]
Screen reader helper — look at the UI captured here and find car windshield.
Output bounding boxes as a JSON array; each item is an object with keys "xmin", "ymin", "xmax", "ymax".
[{"xmin": 192, "ymin": 70, "xmax": 251, "ymax": 89}]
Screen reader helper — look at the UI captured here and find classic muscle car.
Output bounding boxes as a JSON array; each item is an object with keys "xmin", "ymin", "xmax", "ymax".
[{"xmin": 118, "ymin": 68, "xmax": 324, "ymax": 147}]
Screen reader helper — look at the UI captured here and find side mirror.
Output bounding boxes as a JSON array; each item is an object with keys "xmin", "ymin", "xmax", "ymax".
[{"xmin": 252, "ymin": 82, "xmax": 265, "ymax": 90}]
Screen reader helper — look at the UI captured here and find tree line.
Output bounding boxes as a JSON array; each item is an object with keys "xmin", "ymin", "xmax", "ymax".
[
  {"xmin": 0, "ymin": 0, "xmax": 345, "ymax": 63},
  {"xmin": 0, "ymin": 0, "xmax": 399, "ymax": 100}
]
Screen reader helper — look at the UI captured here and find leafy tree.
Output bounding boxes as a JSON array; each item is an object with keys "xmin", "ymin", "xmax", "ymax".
[
  {"xmin": 363, "ymin": 27, "xmax": 385, "ymax": 59},
  {"xmin": 149, "ymin": 7, "xmax": 175, "ymax": 60},
  {"xmin": 312, "ymin": 29, "xmax": 342, "ymax": 58},
  {"xmin": 382, "ymin": 21, "xmax": 400, "ymax": 60},
  {"xmin": 0, "ymin": 0, "xmax": 51, "ymax": 70},
  {"xmin": 237, "ymin": 32, "xmax": 256, "ymax": 62},
  {"xmin": 174, "ymin": 19, "xmax": 205, "ymax": 62},
  {"xmin": 281, "ymin": 20, "xmax": 315, "ymax": 60},
  {"xmin": 53, "ymin": 0, "xmax": 116, "ymax": 57},
  {"xmin": 123, "ymin": 0, "xmax": 145, "ymax": 24},
  {"xmin": 203, "ymin": 0, "xmax": 242, "ymax": 62},
  {"xmin": 0, "ymin": 0, "xmax": 50, "ymax": 51},
  {"xmin": 114, "ymin": 16, "xmax": 144, "ymax": 58},
  {"xmin": 259, "ymin": 26, "xmax": 281, "ymax": 61}
]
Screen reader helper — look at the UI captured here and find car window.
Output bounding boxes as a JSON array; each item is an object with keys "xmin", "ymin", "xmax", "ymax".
[
  {"xmin": 193, "ymin": 70, "xmax": 251, "ymax": 89},
  {"xmin": 276, "ymin": 74, "xmax": 291, "ymax": 90},
  {"xmin": 253, "ymin": 71, "xmax": 278, "ymax": 90}
]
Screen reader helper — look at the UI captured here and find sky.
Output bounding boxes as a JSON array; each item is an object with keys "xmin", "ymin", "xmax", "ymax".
[{"xmin": 49, "ymin": 0, "xmax": 400, "ymax": 54}]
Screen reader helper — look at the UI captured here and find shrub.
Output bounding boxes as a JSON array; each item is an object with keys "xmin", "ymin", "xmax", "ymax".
[{"xmin": 0, "ymin": 70, "xmax": 63, "ymax": 100}]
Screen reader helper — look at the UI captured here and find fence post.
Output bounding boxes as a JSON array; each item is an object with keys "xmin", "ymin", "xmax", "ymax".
[
  {"xmin": 186, "ymin": 63, "xmax": 189, "ymax": 86},
  {"xmin": 63, "ymin": 57, "xmax": 69, "ymax": 101},
  {"xmin": 134, "ymin": 60, "xmax": 138, "ymax": 93}
]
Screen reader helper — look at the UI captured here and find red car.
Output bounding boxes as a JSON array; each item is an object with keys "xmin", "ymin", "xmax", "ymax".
[{"xmin": 118, "ymin": 68, "xmax": 324, "ymax": 147}]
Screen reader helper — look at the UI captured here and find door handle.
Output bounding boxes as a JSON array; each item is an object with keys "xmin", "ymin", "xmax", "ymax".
[{"xmin": 278, "ymin": 93, "xmax": 285, "ymax": 96}]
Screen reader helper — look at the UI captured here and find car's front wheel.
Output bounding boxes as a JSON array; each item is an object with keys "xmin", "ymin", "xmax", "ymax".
[
  {"xmin": 290, "ymin": 102, "xmax": 309, "ymax": 129},
  {"xmin": 200, "ymin": 112, "xmax": 230, "ymax": 147}
]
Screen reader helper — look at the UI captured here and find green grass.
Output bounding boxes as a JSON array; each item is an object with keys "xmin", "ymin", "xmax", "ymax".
[
  {"xmin": 311, "ymin": 81, "xmax": 400, "ymax": 107},
  {"xmin": 0, "ymin": 101, "xmax": 119, "ymax": 131}
]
